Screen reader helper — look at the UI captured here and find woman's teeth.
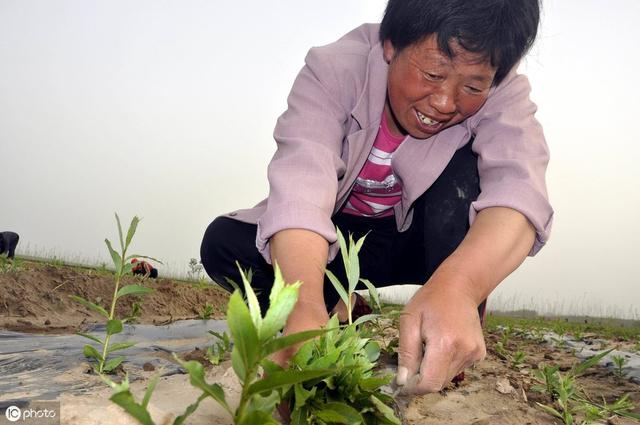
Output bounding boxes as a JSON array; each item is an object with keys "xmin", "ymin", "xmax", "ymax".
[{"xmin": 417, "ymin": 111, "xmax": 439, "ymax": 126}]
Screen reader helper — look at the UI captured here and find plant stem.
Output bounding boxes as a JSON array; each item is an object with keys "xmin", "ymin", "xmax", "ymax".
[
  {"xmin": 234, "ymin": 365, "xmax": 257, "ymax": 421},
  {"xmin": 100, "ymin": 248, "xmax": 126, "ymax": 373}
]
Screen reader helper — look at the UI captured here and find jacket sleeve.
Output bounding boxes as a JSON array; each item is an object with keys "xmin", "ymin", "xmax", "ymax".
[
  {"xmin": 468, "ymin": 70, "xmax": 554, "ymax": 256},
  {"xmin": 255, "ymin": 48, "xmax": 351, "ymax": 263}
]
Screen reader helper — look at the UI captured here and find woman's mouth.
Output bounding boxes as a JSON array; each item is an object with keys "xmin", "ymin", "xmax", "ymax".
[{"xmin": 416, "ymin": 110, "xmax": 445, "ymax": 132}]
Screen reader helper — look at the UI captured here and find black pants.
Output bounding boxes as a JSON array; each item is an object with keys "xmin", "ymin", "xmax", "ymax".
[
  {"xmin": 0, "ymin": 232, "xmax": 19, "ymax": 259},
  {"xmin": 201, "ymin": 142, "xmax": 482, "ymax": 316}
]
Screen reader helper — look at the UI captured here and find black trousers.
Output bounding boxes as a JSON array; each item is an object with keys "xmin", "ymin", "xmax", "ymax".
[
  {"xmin": 0, "ymin": 232, "xmax": 19, "ymax": 259},
  {"xmin": 201, "ymin": 142, "xmax": 483, "ymax": 316}
]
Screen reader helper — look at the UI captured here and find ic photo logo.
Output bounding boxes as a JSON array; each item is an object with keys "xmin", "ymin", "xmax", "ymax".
[{"xmin": 5, "ymin": 405, "xmax": 21, "ymax": 422}]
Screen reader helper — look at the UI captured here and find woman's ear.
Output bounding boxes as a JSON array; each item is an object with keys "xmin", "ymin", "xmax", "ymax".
[{"xmin": 383, "ymin": 39, "xmax": 396, "ymax": 63}]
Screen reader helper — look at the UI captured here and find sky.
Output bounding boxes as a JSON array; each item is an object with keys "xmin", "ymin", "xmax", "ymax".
[{"xmin": 1, "ymin": 0, "xmax": 639, "ymax": 318}]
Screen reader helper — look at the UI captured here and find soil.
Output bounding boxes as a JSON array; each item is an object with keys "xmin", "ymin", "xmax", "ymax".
[
  {"xmin": 1, "ymin": 261, "xmax": 639, "ymax": 424},
  {"xmin": 0, "ymin": 260, "xmax": 229, "ymax": 333}
]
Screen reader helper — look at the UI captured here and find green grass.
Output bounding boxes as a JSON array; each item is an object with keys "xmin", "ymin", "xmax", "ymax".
[{"xmin": 485, "ymin": 313, "xmax": 640, "ymax": 341}]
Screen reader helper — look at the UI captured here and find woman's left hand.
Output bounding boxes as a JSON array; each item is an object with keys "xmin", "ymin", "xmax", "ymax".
[{"xmin": 395, "ymin": 280, "xmax": 486, "ymax": 394}]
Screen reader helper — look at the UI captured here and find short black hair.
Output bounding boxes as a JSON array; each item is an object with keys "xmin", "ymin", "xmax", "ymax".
[{"xmin": 379, "ymin": 0, "xmax": 540, "ymax": 85}]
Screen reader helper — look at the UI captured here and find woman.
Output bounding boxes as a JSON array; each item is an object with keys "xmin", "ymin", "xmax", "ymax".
[{"xmin": 201, "ymin": 0, "xmax": 552, "ymax": 394}]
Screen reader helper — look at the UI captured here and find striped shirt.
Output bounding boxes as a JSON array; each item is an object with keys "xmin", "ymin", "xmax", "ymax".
[{"xmin": 342, "ymin": 112, "xmax": 405, "ymax": 217}]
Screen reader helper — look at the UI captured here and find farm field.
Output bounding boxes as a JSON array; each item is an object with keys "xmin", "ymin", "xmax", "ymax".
[{"xmin": 1, "ymin": 258, "xmax": 639, "ymax": 424}]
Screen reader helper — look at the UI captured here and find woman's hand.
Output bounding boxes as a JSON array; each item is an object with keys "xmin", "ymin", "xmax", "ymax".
[
  {"xmin": 396, "ymin": 281, "xmax": 485, "ymax": 394},
  {"xmin": 395, "ymin": 207, "xmax": 536, "ymax": 394},
  {"xmin": 271, "ymin": 300, "xmax": 330, "ymax": 368}
]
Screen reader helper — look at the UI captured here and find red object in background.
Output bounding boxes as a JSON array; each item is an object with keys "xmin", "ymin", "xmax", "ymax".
[{"xmin": 131, "ymin": 258, "xmax": 158, "ymax": 278}]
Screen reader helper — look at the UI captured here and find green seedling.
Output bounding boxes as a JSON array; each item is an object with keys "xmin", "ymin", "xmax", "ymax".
[
  {"xmin": 123, "ymin": 302, "xmax": 143, "ymax": 324},
  {"xmin": 71, "ymin": 214, "xmax": 161, "ymax": 374},
  {"xmin": 533, "ymin": 348, "xmax": 640, "ymax": 423},
  {"xmin": 206, "ymin": 330, "xmax": 232, "ymax": 366},
  {"xmin": 279, "ymin": 227, "xmax": 400, "ymax": 425},
  {"xmin": 510, "ymin": 350, "xmax": 526, "ymax": 369},
  {"xmin": 325, "ymin": 228, "xmax": 379, "ymax": 326},
  {"xmin": 198, "ymin": 303, "xmax": 215, "ymax": 320},
  {"xmin": 611, "ymin": 354, "xmax": 628, "ymax": 379},
  {"xmin": 108, "ymin": 263, "xmax": 335, "ymax": 425}
]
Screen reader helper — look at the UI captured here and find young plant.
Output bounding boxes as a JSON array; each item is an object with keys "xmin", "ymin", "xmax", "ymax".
[
  {"xmin": 279, "ymin": 227, "xmax": 401, "ymax": 424},
  {"xmin": 123, "ymin": 302, "xmax": 143, "ymax": 324},
  {"xmin": 325, "ymin": 229, "xmax": 378, "ymax": 326},
  {"xmin": 198, "ymin": 303, "xmax": 215, "ymax": 320},
  {"xmin": 206, "ymin": 330, "xmax": 232, "ymax": 366},
  {"xmin": 611, "ymin": 354, "xmax": 628, "ymax": 379},
  {"xmin": 108, "ymin": 263, "xmax": 335, "ymax": 425},
  {"xmin": 532, "ymin": 348, "xmax": 640, "ymax": 423},
  {"xmin": 71, "ymin": 214, "xmax": 160, "ymax": 373},
  {"xmin": 510, "ymin": 350, "xmax": 526, "ymax": 369}
]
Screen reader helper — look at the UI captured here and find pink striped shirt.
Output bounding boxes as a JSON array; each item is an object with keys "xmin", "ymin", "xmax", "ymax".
[{"xmin": 342, "ymin": 112, "xmax": 406, "ymax": 217}]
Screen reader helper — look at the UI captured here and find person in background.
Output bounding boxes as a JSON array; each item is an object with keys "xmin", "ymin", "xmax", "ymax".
[
  {"xmin": 131, "ymin": 258, "xmax": 158, "ymax": 279},
  {"xmin": 201, "ymin": 0, "xmax": 552, "ymax": 394},
  {"xmin": 0, "ymin": 231, "xmax": 20, "ymax": 259}
]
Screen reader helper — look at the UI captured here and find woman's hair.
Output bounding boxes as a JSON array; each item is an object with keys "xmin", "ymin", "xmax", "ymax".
[{"xmin": 379, "ymin": 0, "xmax": 540, "ymax": 85}]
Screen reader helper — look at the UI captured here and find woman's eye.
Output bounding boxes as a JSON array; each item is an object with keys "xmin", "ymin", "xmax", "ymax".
[
  {"xmin": 424, "ymin": 72, "xmax": 441, "ymax": 81},
  {"xmin": 465, "ymin": 85, "xmax": 482, "ymax": 94}
]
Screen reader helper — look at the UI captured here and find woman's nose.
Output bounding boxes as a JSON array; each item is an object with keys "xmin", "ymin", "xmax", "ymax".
[{"xmin": 429, "ymin": 84, "xmax": 457, "ymax": 115}]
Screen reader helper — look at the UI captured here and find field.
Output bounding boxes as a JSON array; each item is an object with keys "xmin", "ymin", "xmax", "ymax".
[{"xmin": 1, "ymin": 258, "xmax": 639, "ymax": 424}]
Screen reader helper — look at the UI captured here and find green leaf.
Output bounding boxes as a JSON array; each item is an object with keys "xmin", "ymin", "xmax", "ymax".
[
  {"xmin": 371, "ymin": 395, "xmax": 401, "ymax": 425},
  {"xmin": 536, "ymin": 402, "xmax": 563, "ymax": 419},
  {"xmin": 360, "ymin": 376, "xmax": 392, "ymax": 391},
  {"xmin": 125, "ymin": 254, "xmax": 163, "ymax": 264},
  {"xmin": 178, "ymin": 359, "xmax": 232, "ymax": 414},
  {"xmin": 619, "ymin": 411, "xmax": 640, "ymax": 420},
  {"xmin": 236, "ymin": 262, "xmax": 263, "ymax": 332},
  {"xmin": 290, "ymin": 406, "xmax": 308, "ymax": 425},
  {"xmin": 103, "ymin": 356, "xmax": 125, "ymax": 372},
  {"xmin": 231, "ymin": 348, "xmax": 247, "ymax": 382},
  {"xmin": 315, "ymin": 402, "xmax": 364, "ymax": 424},
  {"xmin": 262, "ymin": 329, "xmax": 329, "ymax": 357},
  {"xmin": 261, "ymin": 265, "xmax": 303, "ymax": 341},
  {"xmin": 122, "ymin": 262, "xmax": 134, "ymax": 276},
  {"xmin": 363, "ymin": 340, "xmax": 381, "ymax": 362},
  {"xmin": 293, "ymin": 384, "xmax": 317, "ymax": 411},
  {"xmin": 246, "ymin": 390, "xmax": 280, "ymax": 416},
  {"xmin": 347, "ymin": 234, "xmax": 361, "ymax": 294},
  {"xmin": 359, "ymin": 278, "xmax": 381, "ymax": 312},
  {"xmin": 336, "ymin": 227, "xmax": 350, "ymax": 279},
  {"xmin": 173, "ymin": 393, "xmax": 207, "ymax": 425},
  {"xmin": 227, "ymin": 291, "xmax": 259, "ymax": 378},
  {"xmin": 83, "ymin": 344, "xmax": 103, "ymax": 362},
  {"xmin": 325, "ymin": 269, "xmax": 350, "ymax": 311},
  {"xmin": 77, "ymin": 332, "xmax": 104, "ymax": 345},
  {"xmin": 110, "ymin": 390, "xmax": 156, "ymax": 425},
  {"xmin": 116, "ymin": 284, "xmax": 153, "ymax": 300},
  {"xmin": 107, "ymin": 341, "xmax": 136, "ymax": 354},
  {"xmin": 570, "ymin": 348, "xmax": 614, "ymax": 377},
  {"xmin": 142, "ymin": 374, "xmax": 159, "ymax": 409},
  {"xmin": 105, "ymin": 238, "xmax": 122, "ymax": 273},
  {"xmin": 106, "ymin": 319, "xmax": 123, "ymax": 336},
  {"xmin": 238, "ymin": 411, "xmax": 279, "ymax": 425},
  {"xmin": 125, "ymin": 216, "xmax": 140, "ymax": 251},
  {"xmin": 70, "ymin": 295, "xmax": 109, "ymax": 318},
  {"xmin": 246, "ymin": 369, "xmax": 335, "ymax": 397},
  {"xmin": 115, "ymin": 213, "xmax": 126, "ymax": 254},
  {"xmin": 353, "ymin": 313, "xmax": 379, "ymax": 327}
]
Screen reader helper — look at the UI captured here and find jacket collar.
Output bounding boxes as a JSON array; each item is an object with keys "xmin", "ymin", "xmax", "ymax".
[{"xmin": 350, "ymin": 42, "xmax": 388, "ymax": 130}]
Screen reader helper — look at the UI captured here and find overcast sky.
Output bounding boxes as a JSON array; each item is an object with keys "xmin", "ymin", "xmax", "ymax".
[{"xmin": 1, "ymin": 0, "xmax": 638, "ymax": 318}]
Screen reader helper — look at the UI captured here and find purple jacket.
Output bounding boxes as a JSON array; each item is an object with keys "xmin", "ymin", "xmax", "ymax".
[{"xmin": 225, "ymin": 24, "xmax": 553, "ymax": 264}]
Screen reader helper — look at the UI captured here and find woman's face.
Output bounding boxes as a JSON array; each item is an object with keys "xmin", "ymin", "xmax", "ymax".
[{"xmin": 383, "ymin": 35, "xmax": 497, "ymax": 139}]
